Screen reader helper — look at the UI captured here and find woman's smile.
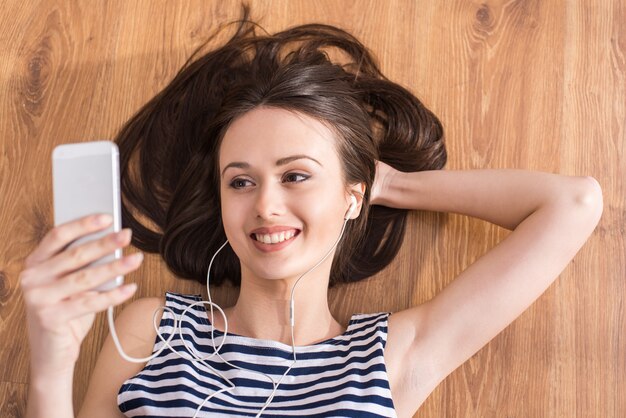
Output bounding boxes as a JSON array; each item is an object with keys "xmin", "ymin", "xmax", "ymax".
[{"xmin": 250, "ymin": 229, "xmax": 301, "ymax": 253}]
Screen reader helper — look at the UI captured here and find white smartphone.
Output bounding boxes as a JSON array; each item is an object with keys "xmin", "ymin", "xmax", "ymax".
[{"xmin": 52, "ymin": 140, "xmax": 124, "ymax": 292}]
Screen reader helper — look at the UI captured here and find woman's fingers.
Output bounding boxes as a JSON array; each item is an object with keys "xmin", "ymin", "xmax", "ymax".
[
  {"xmin": 21, "ymin": 228, "xmax": 132, "ymax": 293},
  {"xmin": 22, "ymin": 214, "xmax": 113, "ymax": 282},
  {"xmin": 31, "ymin": 251, "xmax": 143, "ymax": 305},
  {"xmin": 32, "ymin": 227, "xmax": 132, "ymax": 287}
]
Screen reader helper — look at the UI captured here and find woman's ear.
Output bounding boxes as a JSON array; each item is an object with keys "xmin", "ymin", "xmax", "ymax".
[{"xmin": 347, "ymin": 183, "xmax": 366, "ymax": 218}]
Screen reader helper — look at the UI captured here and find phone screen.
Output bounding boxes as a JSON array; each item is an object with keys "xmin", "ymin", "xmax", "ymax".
[{"xmin": 52, "ymin": 141, "xmax": 123, "ymax": 291}]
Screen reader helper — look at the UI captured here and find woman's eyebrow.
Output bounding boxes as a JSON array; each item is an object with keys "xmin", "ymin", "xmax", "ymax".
[{"xmin": 221, "ymin": 154, "xmax": 322, "ymax": 178}]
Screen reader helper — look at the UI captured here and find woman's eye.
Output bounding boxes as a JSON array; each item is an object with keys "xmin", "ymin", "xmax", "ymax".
[
  {"xmin": 283, "ymin": 173, "xmax": 309, "ymax": 183},
  {"xmin": 230, "ymin": 178, "xmax": 252, "ymax": 189},
  {"xmin": 228, "ymin": 173, "xmax": 309, "ymax": 189}
]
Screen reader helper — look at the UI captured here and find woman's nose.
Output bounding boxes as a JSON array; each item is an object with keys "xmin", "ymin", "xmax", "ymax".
[{"xmin": 254, "ymin": 183, "xmax": 286, "ymax": 219}]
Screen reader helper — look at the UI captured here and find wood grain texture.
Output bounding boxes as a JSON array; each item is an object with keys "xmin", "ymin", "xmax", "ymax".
[{"xmin": 1, "ymin": 0, "xmax": 623, "ymax": 417}]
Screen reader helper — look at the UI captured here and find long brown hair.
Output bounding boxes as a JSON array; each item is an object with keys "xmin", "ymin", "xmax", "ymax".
[{"xmin": 115, "ymin": 4, "xmax": 447, "ymax": 288}]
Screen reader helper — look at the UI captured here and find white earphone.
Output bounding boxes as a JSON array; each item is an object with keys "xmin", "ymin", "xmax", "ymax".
[
  {"xmin": 108, "ymin": 193, "xmax": 360, "ymax": 417},
  {"xmin": 344, "ymin": 194, "xmax": 358, "ymax": 220}
]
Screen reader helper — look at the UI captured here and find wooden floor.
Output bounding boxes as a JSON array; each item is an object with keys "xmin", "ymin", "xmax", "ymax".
[{"xmin": 1, "ymin": 1, "xmax": 624, "ymax": 416}]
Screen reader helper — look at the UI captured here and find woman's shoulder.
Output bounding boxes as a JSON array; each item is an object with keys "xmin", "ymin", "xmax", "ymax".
[
  {"xmin": 119, "ymin": 292, "xmax": 205, "ymax": 328},
  {"xmin": 120, "ymin": 295, "xmax": 168, "ymax": 321},
  {"xmin": 109, "ymin": 295, "xmax": 169, "ymax": 357}
]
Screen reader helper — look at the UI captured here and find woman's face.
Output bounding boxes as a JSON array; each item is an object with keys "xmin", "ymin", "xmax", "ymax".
[{"xmin": 218, "ymin": 106, "xmax": 355, "ymax": 283}]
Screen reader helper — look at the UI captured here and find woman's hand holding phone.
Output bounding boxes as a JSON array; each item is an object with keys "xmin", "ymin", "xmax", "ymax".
[{"xmin": 19, "ymin": 213, "xmax": 143, "ymax": 379}]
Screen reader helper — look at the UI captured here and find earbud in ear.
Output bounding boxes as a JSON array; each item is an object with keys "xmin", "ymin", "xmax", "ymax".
[{"xmin": 344, "ymin": 194, "xmax": 358, "ymax": 220}]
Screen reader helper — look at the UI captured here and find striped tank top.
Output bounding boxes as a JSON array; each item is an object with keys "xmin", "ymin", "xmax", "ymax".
[{"xmin": 117, "ymin": 292, "xmax": 398, "ymax": 417}]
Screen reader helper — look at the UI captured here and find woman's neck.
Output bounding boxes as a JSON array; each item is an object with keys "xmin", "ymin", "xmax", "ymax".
[{"xmin": 211, "ymin": 275, "xmax": 345, "ymax": 346}]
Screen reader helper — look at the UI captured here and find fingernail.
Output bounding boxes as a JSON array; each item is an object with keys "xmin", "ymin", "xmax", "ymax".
[
  {"xmin": 122, "ymin": 283, "xmax": 137, "ymax": 294},
  {"xmin": 124, "ymin": 252, "xmax": 143, "ymax": 265},
  {"xmin": 95, "ymin": 214, "xmax": 113, "ymax": 226},
  {"xmin": 116, "ymin": 229, "xmax": 132, "ymax": 243}
]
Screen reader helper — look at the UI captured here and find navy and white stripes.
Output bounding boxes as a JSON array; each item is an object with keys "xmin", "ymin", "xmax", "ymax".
[{"xmin": 118, "ymin": 292, "xmax": 397, "ymax": 417}]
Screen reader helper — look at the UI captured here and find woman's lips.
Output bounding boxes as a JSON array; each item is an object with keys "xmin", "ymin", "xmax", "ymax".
[{"xmin": 250, "ymin": 230, "xmax": 300, "ymax": 253}]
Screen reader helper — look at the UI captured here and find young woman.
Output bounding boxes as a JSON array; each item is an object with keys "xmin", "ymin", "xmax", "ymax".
[{"xmin": 20, "ymin": 6, "xmax": 603, "ymax": 418}]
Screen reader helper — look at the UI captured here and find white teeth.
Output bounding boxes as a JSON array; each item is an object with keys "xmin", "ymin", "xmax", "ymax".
[{"xmin": 254, "ymin": 230, "xmax": 296, "ymax": 244}]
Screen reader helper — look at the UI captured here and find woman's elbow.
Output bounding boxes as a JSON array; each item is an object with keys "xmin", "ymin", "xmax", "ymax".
[
  {"xmin": 577, "ymin": 176, "xmax": 603, "ymax": 210},
  {"xmin": 573, "ymin": 176, "xmax": 604, "ymax": 225}
]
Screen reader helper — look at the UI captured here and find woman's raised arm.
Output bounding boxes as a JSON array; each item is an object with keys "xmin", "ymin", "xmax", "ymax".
[
  {"xmin": 378, "ymin": 167, "xmax": 603, "ymax": 411},
  {"xmin": 374, "ymin": 164, "xmax": 601, "ymax": 231}
]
